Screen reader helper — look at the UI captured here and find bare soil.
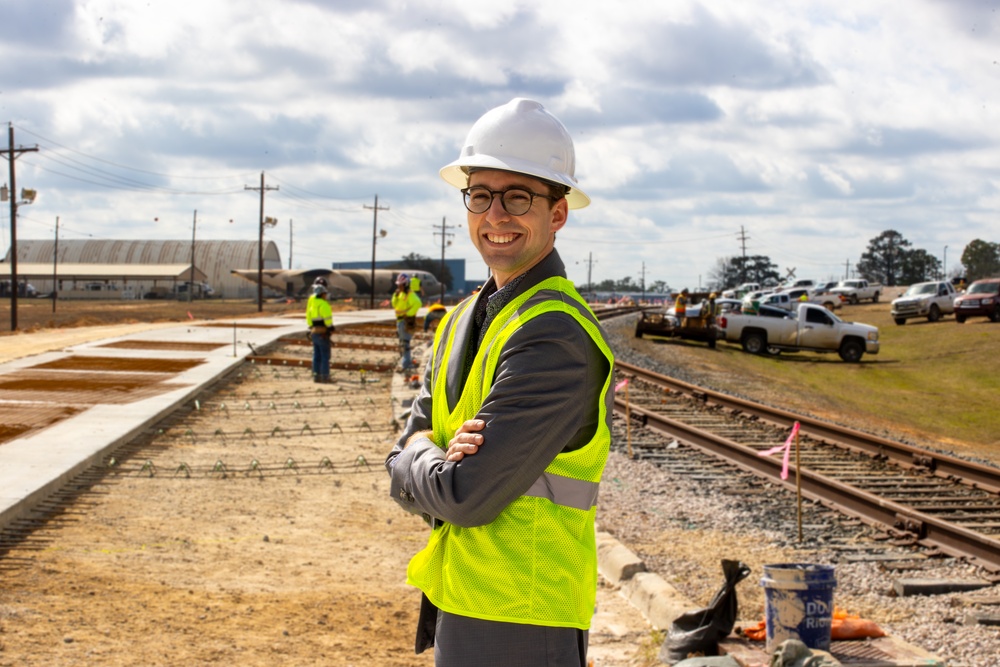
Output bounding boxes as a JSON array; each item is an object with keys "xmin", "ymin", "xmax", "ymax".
[{"xmin": 0, "ymin": 301, "xmax": 657, "ymax": 667}]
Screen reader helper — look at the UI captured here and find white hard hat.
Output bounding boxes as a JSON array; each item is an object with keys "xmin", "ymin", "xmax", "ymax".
[{"xmin": 440, "ymin": 98, "xmax": 590, "ymax": 209}]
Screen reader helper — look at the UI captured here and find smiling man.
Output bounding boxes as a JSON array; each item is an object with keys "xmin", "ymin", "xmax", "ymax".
[{"xmin": 385, "ymin": 98, "xmax": 615, "ymax": 667}]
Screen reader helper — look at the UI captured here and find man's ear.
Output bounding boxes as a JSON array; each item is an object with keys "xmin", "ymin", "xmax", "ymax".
[{"xmin": 550, "ymin": 198, "xmax": 568, "ymax": 233}]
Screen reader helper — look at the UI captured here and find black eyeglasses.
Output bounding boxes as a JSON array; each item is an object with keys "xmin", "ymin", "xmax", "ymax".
[{"xmin": 461, "ymin": 186, "xmax": 559, "ymax": 216}]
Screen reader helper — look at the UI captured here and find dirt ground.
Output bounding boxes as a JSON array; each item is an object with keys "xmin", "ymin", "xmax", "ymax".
[{"xmin": 0, "ymin": 301, "xmax": 658, "ymax": 667}]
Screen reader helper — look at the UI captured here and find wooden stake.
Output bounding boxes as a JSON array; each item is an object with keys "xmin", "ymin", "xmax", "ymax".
[
  {"xmin": 625, "ymin": 382, "xmax": 633, "ymax": 459},
  {"xmin": 795, "ymin": 427, "xmax": 803, "ymax": 542}
]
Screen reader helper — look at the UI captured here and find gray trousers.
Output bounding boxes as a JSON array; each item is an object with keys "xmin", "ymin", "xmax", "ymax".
[{"xmin": 433, "ymin": 610, "xmax": 587, "ymax": 667}]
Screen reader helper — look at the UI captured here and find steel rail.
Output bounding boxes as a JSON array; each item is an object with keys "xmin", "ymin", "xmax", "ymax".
[
  {"xmin": 614, "ymin": 398, "xmax": 1000, "ymax": 571},
  {"xmin": 615, "ymin": 359, "xmax": 1000, "ymax": 495}
]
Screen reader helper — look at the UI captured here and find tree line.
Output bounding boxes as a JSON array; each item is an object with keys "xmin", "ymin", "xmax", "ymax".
[{"xmin": 705, "ymin": 231, "xmax": 1000, "ymax": 290}]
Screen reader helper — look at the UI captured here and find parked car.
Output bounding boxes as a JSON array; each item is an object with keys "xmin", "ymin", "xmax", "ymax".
[
  {"xmin": 786, "ymin": 288, "xmax": 843, "ymax": 311},
  {"xmin": 721, "ymin": 282, "xmax": 761, "ymax": 299},
  {"xmin": 953, "ymin": 278, "xmax": 1000, "ymax": 323},
  {"xmin": 890, "ymin": 281, "xmax": 956, "ymax": 325},
  {"xmin": 831, "ymin": 279, "xmax": 882, "ymax": 304}
]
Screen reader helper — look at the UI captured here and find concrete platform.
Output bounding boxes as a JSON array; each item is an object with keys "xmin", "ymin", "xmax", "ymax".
[{"xmin": 0, "ymin": 309, "xmax": 394, "ymax": 530}]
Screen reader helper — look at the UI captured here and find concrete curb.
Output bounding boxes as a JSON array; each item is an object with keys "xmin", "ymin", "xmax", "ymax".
[{"xmin": 596, "ymin": 530, "xmax": 696, "ymax": 631}]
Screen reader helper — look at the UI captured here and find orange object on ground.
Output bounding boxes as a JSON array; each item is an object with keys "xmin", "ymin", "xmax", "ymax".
[
  {"xmin": 831, "ymin": 609, "xmax": 886, "ymax": 640},
  {"xmin": 742, "ymin": 620, "xmax": 767, "ymax": 641},
  {"xmin": 741, "ymin": 608, "xmax": 885, "ymax": 642}
]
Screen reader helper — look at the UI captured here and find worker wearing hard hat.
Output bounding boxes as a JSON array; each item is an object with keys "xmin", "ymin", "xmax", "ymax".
[
  {"xmin": 385, "ymin": 98, "xmax": 614, "ymax": 665},
  {"xmin": 422, "ymin": 301, "xmax": 447, "ymax": 333},
  {"xmin": 305, "ymin": 284, "xmax": 333, "ymax": 383},
  {"xmin": 409, "ymin": 273, "xmax": 422, "ymax": 298},
  {"xmin": 675, "ymin": 288, "xmax": 689, "ymax": 319},
  {"xmin": 391, "ymin": 273, "xmax": 422, "ymax": 371}
]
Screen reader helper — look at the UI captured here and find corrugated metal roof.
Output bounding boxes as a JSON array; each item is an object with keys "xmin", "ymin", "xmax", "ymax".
[
  {"xmin": 7, "ymin": 240, "xmax": 282, "ymax": 298},
  {"xmin": 1, "ymin": 263, "xmax": 207, "ymax": 281}
]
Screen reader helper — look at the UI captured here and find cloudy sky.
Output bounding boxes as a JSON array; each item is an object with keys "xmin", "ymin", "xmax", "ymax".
[{"xmin": 2, "ymin": 0, "xmax": 998, "ymax": 291}]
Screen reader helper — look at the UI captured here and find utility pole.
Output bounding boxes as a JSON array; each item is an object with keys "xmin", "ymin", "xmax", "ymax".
[
  {"xmin": 3, "ymin": 123, "xmax": 39, "ymax": 331},
  {"xmin": 189, "ymin": 210, "xmax": 197, "ymax": 303},
  {"xmin": 737, "ymin": 226, "xmax": 749, "ymax": 284},
  {"xmin": 288, "ymin": 219, "xmax": 293, "ymax": 269},
  {"xmin": 245, "ymin": 172, "xmax": 278, "ymax": 312},
  {"xmin": 844, "ymin": 259, "xmax": 850, "ymax": 280},
  {"xmin": 364, "ymin": 195, "xmax": 389, "ymax": 309},
  {"xmin": 578, "ymin": 252, "xmax": 597, "ymax": 301},
  {"xmin": 434, "ymin": 216, "xmax": 459, "ymax": 303},
  {"xmin": 640, "ymin": 262, "xmax": 646, "ymax": 303},
  {"xmin": 52, "ymin": 216, "xmax": 59, "ymax": 313}
]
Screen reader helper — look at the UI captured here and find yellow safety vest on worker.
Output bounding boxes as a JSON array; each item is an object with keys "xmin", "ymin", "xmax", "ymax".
[
  {"xmin": 305, "ymin": 294, "xmax": 333, "ymax": 329},
  {"xmin": 410, "ymin": 274, "xmax": 422, "ymax": 293},
  {"xmin": 392, "ymin": 290, "xmax": 422, "ymax": 318},
  {"xmin": 406, "ymin": 276, "xmax": 614, "ymax": 629}
]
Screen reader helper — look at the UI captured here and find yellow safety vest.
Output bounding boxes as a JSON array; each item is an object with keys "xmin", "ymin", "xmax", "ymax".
[
  {"xmin": 406, "ymin": 277, "xmax": 614, "ymax": 629},
  {"xmin": 305, "ymin": 295, "xmax": 332, "ymax": 328},
  {"xmin": 392, "ymin": 290, "xmax": 421, "ymax": 317}
]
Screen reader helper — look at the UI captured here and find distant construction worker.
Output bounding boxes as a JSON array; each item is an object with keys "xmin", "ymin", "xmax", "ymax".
[
  {"xmin": 392, "ymin": 273, "xmax": 422, "ymax": 371},
  {"xmin": 409, "ymin": 273, "xmax": 423, "ymax": 298},
  {"xmin": 675, "ymin": 288, "xmax": 689, "ymax": 320},
  {"xmin": 423, "ymin": 301, "xmax": 447, "ymax": 332},
  {"xmin": 305, "ymin": 284, "xmax": 334, "ymax": 383}
]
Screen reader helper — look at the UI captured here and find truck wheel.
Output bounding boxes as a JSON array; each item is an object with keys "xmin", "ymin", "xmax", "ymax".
[
  {"xmin": 927, "ymin": 304, "xmax": 941, "ymax": 322},
  {"xmin": 839, "ymin": 340, "xmax": 864, "ymax": 363},
  {"xmin": 991, "ymin": 307, "xmax": 1000, "ymax": 323},
  {"xmin": 742, "ymin": 332, "xmax": 766, "ymax": 355},
  {"xmin": 708, "ymin": 338, "xmax": 717, "ymax": 349},
  {"xmin": 766, "ymin": 346, "xmax": 782, "ymax": 356},
  {"xmin": 956, "ymin": 315, "xmax": 966, "ymax": 324},
  {"xmin": 849, "ymin": 294, "xmax": 859, "ymax": 305},
  {"xmin": 872, "ymin": 293, "xmax": 880, "ymax": 303},
  {"xmin": 894, "ymin": 317, "xmax": 906, "ymax": 325},
  {"xmin": 634, "ymin": 327, "xmax": 643, "ymax": 339}
]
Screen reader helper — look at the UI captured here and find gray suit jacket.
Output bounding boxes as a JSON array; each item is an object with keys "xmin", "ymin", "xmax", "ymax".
[{"xmin": 385, "ymin": 249, "xmax": 613, "ymax": 527}]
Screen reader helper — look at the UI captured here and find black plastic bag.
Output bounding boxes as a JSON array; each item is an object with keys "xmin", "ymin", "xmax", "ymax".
[{"xmin": 662, "ymin": 559, "xmax": 752, "ymax": 663}]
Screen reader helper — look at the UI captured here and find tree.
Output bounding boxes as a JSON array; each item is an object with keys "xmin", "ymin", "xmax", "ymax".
[
  {"xmin": 393, "ymin": 253, "xmax": 454, "ymax": 290},
  {"xmin": 707, "ymin": 255, "xmax": 779, "ymax": 289},
  {"xmin": 647, "ymin": 280, "xmax": 670, "ymax": 294},
  {"xmin": 960, "ymin": 239, "xmax": 1000, "ymax": 281},
  {"xmin": 899, "ymin": 248, "xmax": 941, "ymax": 285},
  {"xmin": 856, "ymin": 230, "xmax": 911, "ymax": 286}
]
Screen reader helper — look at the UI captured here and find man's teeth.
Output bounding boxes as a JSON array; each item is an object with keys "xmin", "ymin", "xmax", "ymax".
[{"xmin": 487, "ymin": 234, "xmax": 516, "ymax": 244}]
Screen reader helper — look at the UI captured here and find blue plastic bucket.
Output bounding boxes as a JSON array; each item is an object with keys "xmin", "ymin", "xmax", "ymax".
[{"xmin": 761, "ymin": 563, "xmax": 836, "ymax": 653}]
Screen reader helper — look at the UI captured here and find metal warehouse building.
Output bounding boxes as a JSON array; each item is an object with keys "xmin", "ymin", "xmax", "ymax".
[{"xmin": 7, "ymin": 239, "xmax": 282, "ymax": 299}]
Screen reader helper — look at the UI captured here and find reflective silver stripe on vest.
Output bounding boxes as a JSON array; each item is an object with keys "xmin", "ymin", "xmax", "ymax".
[{"xmin": 524, "ymin": 471, "xmax": 600, "ymax": 511}]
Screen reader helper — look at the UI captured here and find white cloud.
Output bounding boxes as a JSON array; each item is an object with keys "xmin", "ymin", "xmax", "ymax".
[{"xmin": 1, "ymin": 0, "xmax": 996, "ymax": 290}]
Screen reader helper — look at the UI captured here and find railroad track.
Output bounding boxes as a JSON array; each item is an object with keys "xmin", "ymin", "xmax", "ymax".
[{"xmin": 610, "ymin": 359, "xmax": 1000, "ymax": 572}]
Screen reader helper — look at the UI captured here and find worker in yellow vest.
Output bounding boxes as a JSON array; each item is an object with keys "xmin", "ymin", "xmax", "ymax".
[
  {"xmin": 304, "ymin": 282, "xmax": 333, "ymax": 383},
  {"xmin": 675, "ymin": 288, "xmax": 689, "ymax": 321},
  {"xmin": 409, "ymin": 273, "xmax": 422, "ymax": 298},
  {"xmin": 392, "ymin": 273, "xmax": 422, "ymax": 371},
  {"xmin": 385, "ymin": 98, "xmax": 614, "ymax": 665}
]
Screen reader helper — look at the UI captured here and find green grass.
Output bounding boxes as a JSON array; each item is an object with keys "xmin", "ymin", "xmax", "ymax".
[{"xmin": 696, "ymin": 302, "xmax": 1000, "ymax": 454}]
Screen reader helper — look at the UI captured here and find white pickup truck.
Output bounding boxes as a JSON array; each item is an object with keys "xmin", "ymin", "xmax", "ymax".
[
  {"xmin": 831, "ymin": 279, "xmax": 882, "ymax": 304},
  {"xmin": 721, "ymin": 282, "xmax": 761, "ymax": 299},
  {"xmin": 890, "ymin": 280, "xmax": 956, "ymax": 325},
  {"xmin": 718, "ymin": 302, "xmax": 880, "ymax": 362}
]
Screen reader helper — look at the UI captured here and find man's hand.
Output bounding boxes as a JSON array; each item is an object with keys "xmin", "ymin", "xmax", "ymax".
[{"xmin": 445, "ymin": 419, "xmax": 485, "ymax": 462}]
